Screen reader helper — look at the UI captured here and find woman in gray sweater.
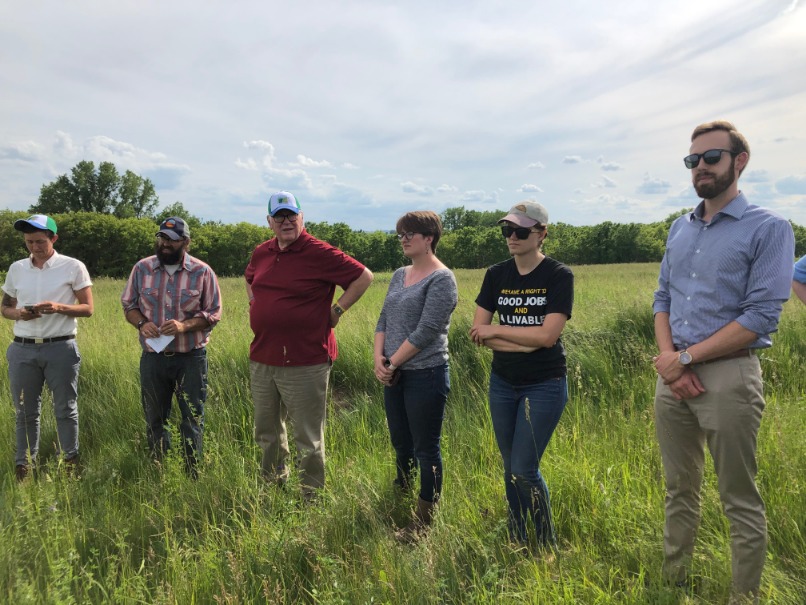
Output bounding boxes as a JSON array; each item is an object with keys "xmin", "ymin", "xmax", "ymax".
[{"xmin": 374, "ymin": 211, "xmax": 458, "ymax": 541}]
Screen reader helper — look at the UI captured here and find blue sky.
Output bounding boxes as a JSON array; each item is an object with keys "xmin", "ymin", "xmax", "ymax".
[{"xmin": 1, "ymin": 0, "xmax": 804, "ymax": 231}]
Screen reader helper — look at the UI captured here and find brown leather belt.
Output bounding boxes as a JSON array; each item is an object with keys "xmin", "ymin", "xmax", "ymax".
[
  {"xmin": 694, "ymin": 349, "xmax": 754, "ymax": 365},
  {"xmin": 13, "ymin": 335, "xmax": 75, "ymax": 344}
]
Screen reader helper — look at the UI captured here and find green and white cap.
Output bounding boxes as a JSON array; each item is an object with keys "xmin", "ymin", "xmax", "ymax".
[
  {"xmin": 14, "ymin": 214, "xmax": 58, "ymax": 234},
  {"xmin": 269, "ymin": 191, "xmax": 301, "ymax": 216}
]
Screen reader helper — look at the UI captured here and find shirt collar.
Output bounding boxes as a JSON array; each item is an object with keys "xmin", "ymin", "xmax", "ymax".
[
  {"xmin": 690, "ymin": 191, "xmax": 748, "ymax": 222},
  {"xmin": 28, "ymin": 249, "xmax": 60, "ymax": 268}
]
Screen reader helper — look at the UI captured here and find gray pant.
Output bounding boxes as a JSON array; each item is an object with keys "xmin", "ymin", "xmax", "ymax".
[{"xmin": 7, "ymin": 339, "xmax": 81, "ymax": 466}]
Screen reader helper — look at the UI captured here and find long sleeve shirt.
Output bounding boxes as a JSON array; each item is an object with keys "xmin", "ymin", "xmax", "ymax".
[
  {"xmin": 653, "ymin": 192, "xmax": 794, "ymax": 350},
  {"xmin": 121, "ymin": 254, "xmax": 222, "ymax": 353}
]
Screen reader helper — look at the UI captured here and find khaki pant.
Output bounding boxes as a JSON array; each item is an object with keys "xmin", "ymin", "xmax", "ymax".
[
  {"xmin": 250, "ymin": 361, "xmax": 331, "ymax": 493},
  {"xmin": 654, "ymin": 354, "xmax": 766, "ymax": 602}
]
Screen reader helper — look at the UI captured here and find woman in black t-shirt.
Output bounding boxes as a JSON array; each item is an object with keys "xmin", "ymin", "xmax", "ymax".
[{"xmin": 470, "ymin": 201, "xmax": 573, "ymax": 550}]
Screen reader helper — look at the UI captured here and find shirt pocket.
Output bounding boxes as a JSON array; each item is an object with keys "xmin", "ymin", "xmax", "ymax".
[
  {"xmin": 140, "ymin": 289, "xmax": 161, "ymax": 315},
  {"xmin": 180, "ymin": 289, "xmax": 201, "ymax": 313}
]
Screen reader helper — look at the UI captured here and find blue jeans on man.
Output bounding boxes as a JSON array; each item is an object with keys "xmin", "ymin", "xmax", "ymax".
[
  {"xmin": 488, "ymin": 371, "xmax": 567, "ymax": 545},
  {"xmin": 140, "ymin": 348, "xmax": 207, "ymax": 470},
  {"xmin": 384, "ymin": 364, "xmax": 450, "ymax": 503}
]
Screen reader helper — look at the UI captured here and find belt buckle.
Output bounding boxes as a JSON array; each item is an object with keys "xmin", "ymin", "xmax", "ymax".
[
  {"xmin": 163, "ymin": 350, "xmax": 175, "ymax": 357},
  {"xmin": 35, "ymin": 338, "xmax": 44, "ymax": 344}
]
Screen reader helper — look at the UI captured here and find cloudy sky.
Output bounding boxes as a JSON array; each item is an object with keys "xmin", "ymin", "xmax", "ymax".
[{"xmin": 1, "ymin": 0, "xmax": 804, "ymax": 231}]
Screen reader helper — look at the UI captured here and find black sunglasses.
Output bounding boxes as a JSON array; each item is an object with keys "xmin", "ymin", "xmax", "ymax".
[
  {"xmin": 683, "ymin": 148, "xmax": 737, "ymax": 169},
  {"xmin": 501, "ymin": 225, "xmax": 538, "ymax": 240}
]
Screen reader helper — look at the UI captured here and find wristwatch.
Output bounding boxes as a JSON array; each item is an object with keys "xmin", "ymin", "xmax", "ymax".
[
  {"xmin": 332, "ymin": 303, "xmax": 346, "ymax": 317},
  {"xmin": 678, "ymin": 350, "xmax": 693, "ymax": 365},
  {"xmin": 137, "ymin": 318, "xmax": 148, "ymax": 330}
]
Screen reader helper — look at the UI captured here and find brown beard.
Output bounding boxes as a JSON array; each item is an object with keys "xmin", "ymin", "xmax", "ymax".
[
  {"xmin": 693, "ymin": 156, "xmax": 736, "ymax": 199},
  {"xmin": 155, "ymin": 242, "xmax": 186, "ymax": 265}
]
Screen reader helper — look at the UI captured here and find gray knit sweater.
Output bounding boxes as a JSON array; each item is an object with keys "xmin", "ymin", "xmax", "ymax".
[{"xmin": 375, "ymin": 267, "xmax": 458, "ymax": 370}]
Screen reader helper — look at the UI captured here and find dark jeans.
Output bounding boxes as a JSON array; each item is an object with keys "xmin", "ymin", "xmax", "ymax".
[
  {"xmin": 488, "ymin": 371, "xmax": 567, "ymax": 545},
  {"xmin": 140, "ymin": 349, "xmax": 207, "ymax": 469},
  {"xmin": 384, "ymin": 364, "xmax": 450, "ymax": 503}
]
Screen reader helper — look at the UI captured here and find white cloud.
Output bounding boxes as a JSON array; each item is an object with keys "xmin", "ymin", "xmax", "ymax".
[
  {"xmin": 0, "ymin": 141, "xmax": 44, "ymax": 162},
  {"xmin": 519, "ymin": 184, "xmax": 543, "ymax": 193},
  {"xmin": 1, "ymin": 2, "xmax": 805, "ymax": 228},
  {"xmin": 437, "ymin": 184, "xmax": 458, "ymax": 193},
  {"xmin": 598, "ymin": 176, "xmax": 618, "ymax": 189},
  {"xmin": 776, "ymin": 175, "xmax": 806, "ymax": 195},
  {"xmin": 296, "ymin": 155, "xmax": 333, "ymax": 168},
  {"xmin": 401, "ymin": 181, "xmax": 433, "ymax": 196},
  {"xmin": 636, "ymin": 174, "xmax": 671, "ymax": 195}
]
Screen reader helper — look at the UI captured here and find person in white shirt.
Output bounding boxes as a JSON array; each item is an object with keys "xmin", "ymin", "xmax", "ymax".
[{"xmin": 1, "ymin": 215, "xmax": 93, "ymax": 481}]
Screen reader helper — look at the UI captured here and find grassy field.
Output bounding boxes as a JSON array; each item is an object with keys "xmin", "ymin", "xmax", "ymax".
[{"xmin": 0, "ymin": 264, "xmax": 804, "ymax": 604}]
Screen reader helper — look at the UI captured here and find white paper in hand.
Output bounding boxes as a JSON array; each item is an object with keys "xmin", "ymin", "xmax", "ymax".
[{"xmin": 146, "ymin": 334, "xmax": 175, "ymax": 353}]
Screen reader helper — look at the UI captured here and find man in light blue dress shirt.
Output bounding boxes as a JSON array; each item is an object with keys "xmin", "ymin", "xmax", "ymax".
[{"xmin": 652, "ymin": 121, "xmax": 794, "ymax": 604}]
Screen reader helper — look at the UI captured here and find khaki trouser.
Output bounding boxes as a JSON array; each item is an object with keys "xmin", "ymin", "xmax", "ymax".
[
  {"xmin": 250, "ymin": 361, "xmax": 331, "ymax": 493},
  {"xmin": 654, "ymin": 354, "xmax": 766, "ymax": 603}
]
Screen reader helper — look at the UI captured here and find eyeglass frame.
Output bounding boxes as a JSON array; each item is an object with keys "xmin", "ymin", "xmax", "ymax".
[
  {"xmin": 272, "ymin": 213, "xmax": 300, "ymax": 224},
  {"xmin": 397, "ymin": 231, "xmax": 426, "ymax": 241},
  {"xmin": 683, "ymin": 148, "xmax": 738, "ymax": 170}
]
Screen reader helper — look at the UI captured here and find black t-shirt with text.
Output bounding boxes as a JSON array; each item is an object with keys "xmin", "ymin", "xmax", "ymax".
[{"xmin": 475, "ymin": 256, "xmax": 574, "ymax": 385}]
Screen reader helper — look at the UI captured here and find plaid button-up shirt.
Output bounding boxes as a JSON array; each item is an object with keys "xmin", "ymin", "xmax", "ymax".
[{"xmin": 121, "ymin": 254, "xmax": 222, "ymax": 353}]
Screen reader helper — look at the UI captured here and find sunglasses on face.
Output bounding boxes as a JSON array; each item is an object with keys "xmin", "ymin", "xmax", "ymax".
[
  {"xmin": 501, "ymin": 225, "xmax": 539, "ymax": 240},
  {"xmin": 273, "ymin": 213, "xmax": 299, "ymax": 224},
  {"xmin": 683, "ymin": 148, "xmax": 737, "ymax": 169}
]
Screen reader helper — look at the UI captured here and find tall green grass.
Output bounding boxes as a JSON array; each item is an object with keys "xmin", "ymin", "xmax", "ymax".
[{"xmin": 0, "ymin": 264, "xmax": 803, "ymax": 604}]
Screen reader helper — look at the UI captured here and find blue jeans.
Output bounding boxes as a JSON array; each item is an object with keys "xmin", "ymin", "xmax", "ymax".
[
  {"xmin": 384, "ymin": 364, "xmax": 450, "ymax": 502},
  {"xmin": 488, "ymin": 371, "xmax": 567, "ymax": 545},
  {"xmin": 140, "ymin": 349, "xmax": 207, "ymax": 469},
  {"xmin": 7, "ymin": 339, "xmax": 81, "ymax": 466}
]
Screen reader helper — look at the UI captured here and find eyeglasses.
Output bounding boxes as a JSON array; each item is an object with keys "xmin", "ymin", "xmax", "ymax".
[
  {"xmin": 501, "ymin": 226, "xmax": 540, "ymax": 240},
  {"xmin": 273, "ymin": 213, "xmax": 299, "ymax": 224},
  {"xmin": 683, "ymin": 149, "xmax": 737, "ymax": 169},
  {"xmin": 397, "ymin": 232, "xmax": 420, "ymax": 241}
]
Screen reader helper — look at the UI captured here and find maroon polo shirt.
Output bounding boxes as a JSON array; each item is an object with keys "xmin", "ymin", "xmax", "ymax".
[{"xmin": 245, "ymin": 230, "xmax": 366, "ymax": 366}]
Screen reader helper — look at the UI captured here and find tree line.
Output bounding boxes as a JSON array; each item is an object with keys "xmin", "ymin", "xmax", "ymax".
[{"xmin": 1, "ymin": 161, "xmax": 804, "ymax": 278}]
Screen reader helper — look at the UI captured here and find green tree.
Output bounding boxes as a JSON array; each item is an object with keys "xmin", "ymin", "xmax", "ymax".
[
  {"xmin": 32, "ymin": 161, "xmax": 159, "ymax": 218},
  {"xmin": 116, "ymin": 170, "xmax": 159, "ymax": 218}
]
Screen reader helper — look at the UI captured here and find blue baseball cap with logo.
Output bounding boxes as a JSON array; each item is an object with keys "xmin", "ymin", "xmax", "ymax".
[
  {"xmin": 269, "ymin": 191, "xmax": 301, "ymax": 216},
  {"xmin": 157, "ymin": 217, "xmax": 190, "ymax": 240},
  {"xmin": 14, "ymin": 214, "xmax": 58, "ymax": 235}
]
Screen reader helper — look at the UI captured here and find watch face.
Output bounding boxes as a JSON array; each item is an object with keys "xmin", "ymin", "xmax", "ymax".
[{"xmin": 679, "ymin": 351, "xmax": 692, "ymax": 365}]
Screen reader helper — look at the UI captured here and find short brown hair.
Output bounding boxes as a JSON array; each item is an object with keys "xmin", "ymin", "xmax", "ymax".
[
  {"xmin": 396, "ymin": 211, "xmax": 443, "ymax": 253},
  {"xmin": 691, "ymin": 120, "xmax": 750, "ymax": 174}
]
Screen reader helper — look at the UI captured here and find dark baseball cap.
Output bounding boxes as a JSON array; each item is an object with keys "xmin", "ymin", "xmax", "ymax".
[{"xmin": 157, "ymin": 217, "xmax": 190, "ymax": 240}]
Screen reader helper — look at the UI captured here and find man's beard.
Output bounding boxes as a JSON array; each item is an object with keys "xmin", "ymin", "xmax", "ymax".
[
  {"xmin": 693, "ymin": 157, "xmax": 736, "ymax": 199},
  {"xmin": 155, "ymin": 243, "xmax": 185, "ymax": 265}
]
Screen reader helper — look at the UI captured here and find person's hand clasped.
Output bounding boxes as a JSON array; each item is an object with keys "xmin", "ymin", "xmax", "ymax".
[
  {"xmin": 653, "ymin": 350, "xmax": 686, "ymax": 385},
  {"xmin": 667, "ymin": 369, "xmax": 706, "ymax": 401},
  {"xmin": 374, "ymin": 356, "xmax": 397, "ymax": 386},
  {"xmin": 158, "ymin": 319, "xmax": 186, "ymax": 336}
]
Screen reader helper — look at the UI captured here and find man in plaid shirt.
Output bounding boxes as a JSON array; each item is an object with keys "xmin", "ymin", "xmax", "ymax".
[{"xmin": 122, "ymin": 217, "xmax": 222, "ymax": 476}]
